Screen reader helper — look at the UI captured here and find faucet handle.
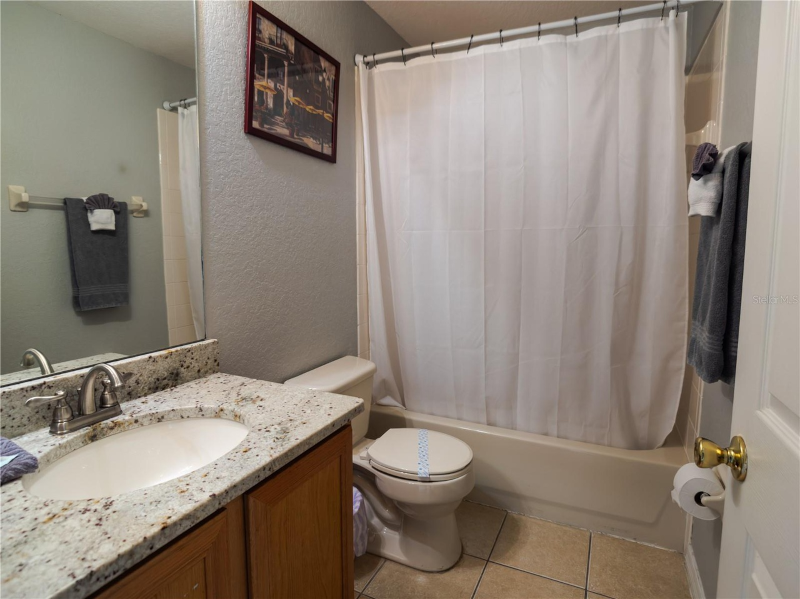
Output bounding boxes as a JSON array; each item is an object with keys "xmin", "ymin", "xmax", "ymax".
[
  {"xmin": 99, "ymin": 379, "xmax": 120, "ymax": 408},
  {"xmin": 25, "ymin": 390, "xmax": 67, "ymax": 407},
  {"xmin": 26, "ymin": 390, "xmax": 74, "ymax": 432}
]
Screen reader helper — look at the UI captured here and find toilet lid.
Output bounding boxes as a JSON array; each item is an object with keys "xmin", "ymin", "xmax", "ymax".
[{"xmin": 367, "ymin": 429, "xmax": 473, "ymax": 482}]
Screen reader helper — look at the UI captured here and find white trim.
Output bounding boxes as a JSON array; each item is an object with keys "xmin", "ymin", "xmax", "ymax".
[{"xmin": 685, "ymin": 542, "xmax": 707, "ymax": 599}]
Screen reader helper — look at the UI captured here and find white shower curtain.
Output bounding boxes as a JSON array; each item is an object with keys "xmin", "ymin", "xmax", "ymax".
[
  {"xmin": 178, "ymin": 105, "xmax": 205, "ymax": 339},
  {"xmin": 358, "ymin": 13, "xmax": 688, "ymax": 450}
]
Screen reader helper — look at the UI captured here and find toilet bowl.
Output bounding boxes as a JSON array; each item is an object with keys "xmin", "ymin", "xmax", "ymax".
[{"xmin": 285, "ymin": 357, "xmax": 474, "ymax": 572}]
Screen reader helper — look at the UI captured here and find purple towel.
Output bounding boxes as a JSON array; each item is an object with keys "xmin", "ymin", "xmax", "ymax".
[
  {"xmin": 692, "ymin": 143, "xmax": 719, "ymax": 180},
  {"xmin": 1, "ymin": 437, "xmax": 38, "ymax": 485}
]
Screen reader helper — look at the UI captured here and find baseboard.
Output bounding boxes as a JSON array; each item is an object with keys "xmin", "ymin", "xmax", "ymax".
[{"xmin": 685, "ymin": 543, "xmax": 706, "ymax": 599}]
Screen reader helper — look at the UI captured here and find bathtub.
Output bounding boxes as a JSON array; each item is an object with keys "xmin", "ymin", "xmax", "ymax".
[{"xmin": 367, "ymin": 405, "xmax": 688, "ymax": 551}]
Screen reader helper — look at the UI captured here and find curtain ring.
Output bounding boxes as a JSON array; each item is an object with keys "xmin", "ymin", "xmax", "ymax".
[
  {"xmin": 499, "ymin": 29, "xmax": 504, "ymax": 47},
  {"xmin": 401, "ymin": 48, "xmax": 406, "ymax": 66},
  {"xmin": 431, "ymin": 42, "xmax": 437, "ymax": 58},
  {"xmin": 538, "ymin": 22, "xmax": 541, "ymax": 41},
  {"xmin": 373, "ymin": 53, "xmax": 378, "ymax": 67},
  {"xmin": 676, "ymin": 0, "xmax": 680, "ymax": 14},
  {"xmin": 661, "ymin": 0, "xmax": 667, "ymax": 20},
  {"xmin": 574, "ymin": 16, "xmax": 578, "ymax": 38},
  {"xmin": 467, "ymin": 34, "xmax": 474, "ymax": 54},
  {"xmin": 617, "ymin": 8, "xmax": 622, "ymax": 27}
]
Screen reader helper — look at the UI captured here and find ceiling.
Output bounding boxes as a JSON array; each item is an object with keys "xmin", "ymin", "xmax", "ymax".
[
  {"xmin": 33, "ymin": 1, "xmax": 196, "ymax": 69},
  {"xmin": 366, "ymin": 1, "xmax": 662, "ymax": 47}
]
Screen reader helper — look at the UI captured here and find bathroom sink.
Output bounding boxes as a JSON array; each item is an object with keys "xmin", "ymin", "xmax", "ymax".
[{"xmin": 23, "ymin": 418, "xmax": 249, "ymax": 500}]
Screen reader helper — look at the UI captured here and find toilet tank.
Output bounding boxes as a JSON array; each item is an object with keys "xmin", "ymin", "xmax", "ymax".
[{"xmin": 284, "ymin": 356, "xmax": 376, "ymax": 444}]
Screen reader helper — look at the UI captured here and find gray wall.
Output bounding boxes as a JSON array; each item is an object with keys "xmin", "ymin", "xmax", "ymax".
[
  {"xmin": 0, "ymin": 2, "xmax": 196, "ymax": 374},
  {"xmin": 692, "ymin": 2, "xmax": 761, "ymax": 597},
  {"xmin": 197, "ymin": 1, "xmax": 405, "ymax": 382}
]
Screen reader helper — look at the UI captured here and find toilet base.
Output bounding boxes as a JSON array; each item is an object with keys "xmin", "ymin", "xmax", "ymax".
[{"xmin": 364, "ymin": 501, "xmax": 463, "ymax": 572}]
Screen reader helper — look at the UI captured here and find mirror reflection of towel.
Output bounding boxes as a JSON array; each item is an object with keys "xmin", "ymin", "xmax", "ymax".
[
  {"xmin": 85, "ymin": 193, "xmax": 120, "ymax": 231},
  {"xmin": 64, "ymin": 198, "xmax": 129, "ymax": 311}
]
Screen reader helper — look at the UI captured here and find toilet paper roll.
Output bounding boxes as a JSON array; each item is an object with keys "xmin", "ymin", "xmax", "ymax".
[{"xmin": 671, "ymin": 463, "xmax": 724, "ymax": 521}]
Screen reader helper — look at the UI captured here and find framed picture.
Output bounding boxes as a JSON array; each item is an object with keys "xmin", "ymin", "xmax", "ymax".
[{"xmin": 245, "ymin": 2, "xmax": 340, "ymax": 163}]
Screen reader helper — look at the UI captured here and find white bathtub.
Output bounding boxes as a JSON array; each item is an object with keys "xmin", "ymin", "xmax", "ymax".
[{"xmin": 367, "ymin": 405, "xmax": 688, "ymax": 551}]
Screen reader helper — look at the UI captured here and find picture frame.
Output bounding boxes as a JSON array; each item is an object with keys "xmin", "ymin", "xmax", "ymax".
[{"xmin": 245, "ymin": 1, "xmax": 340, "ymax": 163}]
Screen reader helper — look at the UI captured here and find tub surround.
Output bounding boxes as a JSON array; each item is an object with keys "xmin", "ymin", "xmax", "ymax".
[
  {"xmin": 0, "ymin": 340, "xmax": 219, "ymax": 439},
  {"xmin": 1, "ymin": 372, "xmax": 363, "ymax": 599}
]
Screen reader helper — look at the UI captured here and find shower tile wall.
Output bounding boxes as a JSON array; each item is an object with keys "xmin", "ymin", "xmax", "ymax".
[
  {"xmin": 677, "ymin": 2, "xmax": 728, "ymax": 463},
  {"xmin": 157, "ymin": 109, "xmax": 199, "ymax": 347}
]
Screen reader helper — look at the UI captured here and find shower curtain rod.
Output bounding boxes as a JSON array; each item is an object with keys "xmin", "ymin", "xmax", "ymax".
[{"xmin": 355, "ymin": 0, "xmax": 711, "ymax": 66}]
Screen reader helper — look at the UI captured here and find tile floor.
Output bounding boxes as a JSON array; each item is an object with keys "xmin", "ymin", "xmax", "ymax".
[{"xmin": 354, "ymin": 501, "xmax": 691, "ymax": 599}]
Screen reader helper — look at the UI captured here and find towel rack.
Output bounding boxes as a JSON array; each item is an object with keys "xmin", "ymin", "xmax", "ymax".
[{"xmin": 7, "ymin": 185, "xmax": 148, "ymax": 217}]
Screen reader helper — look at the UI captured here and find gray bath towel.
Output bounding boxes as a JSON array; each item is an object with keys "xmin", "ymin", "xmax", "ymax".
[
  {"xmin": 688, "ymin": 142, "xmax": 752, "ymax": 384},
  {"xmin": 1, "ymin": 437, "xmax": 38, "ymax": 485},
  {"xmin": 64, "ymin": 197, "xmax": 129, "ymax": 311}
]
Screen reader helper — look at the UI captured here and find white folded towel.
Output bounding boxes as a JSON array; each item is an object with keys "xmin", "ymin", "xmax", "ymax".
[
  {"xmin": 87, "ymin": 208, "xmax": 116, "ymax": 231},
  {"xmin": 688, "ymin": 147, "xmax": 731, "ymax": 217}
]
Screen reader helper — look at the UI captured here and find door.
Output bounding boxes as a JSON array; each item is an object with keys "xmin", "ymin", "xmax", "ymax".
[
  {"xmin": 716, "ymin": 2, "xmax": 800, "ymax": 598},
  {"xmin": 247, "ymin": 425, "xmax": 354, "ymax": 599}
]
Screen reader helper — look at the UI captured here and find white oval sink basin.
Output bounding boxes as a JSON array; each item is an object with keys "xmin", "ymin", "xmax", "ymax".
[{"xmin": 23, "ymin": 418, "xmax": 249, "ymax": 500}]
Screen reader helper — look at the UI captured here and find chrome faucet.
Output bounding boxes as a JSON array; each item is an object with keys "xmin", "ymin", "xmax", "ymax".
[
  {"xmin": 20, "ymin": 348, "xmax": 54, "ymax": 375},
  {"xmin": 25, "ymin": 363, "xmax": 128, "ymax": 435}
]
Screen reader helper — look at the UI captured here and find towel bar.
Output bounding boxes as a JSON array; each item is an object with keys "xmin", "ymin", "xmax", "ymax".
[{"xmin": 7, "ymin": 185, "xmax": 148, "ymax": 217}]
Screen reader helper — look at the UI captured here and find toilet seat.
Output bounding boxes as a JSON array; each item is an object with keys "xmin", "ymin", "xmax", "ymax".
[{"xmin": 367, "ymin": 428, "xmax": 473, "ymax": 482}]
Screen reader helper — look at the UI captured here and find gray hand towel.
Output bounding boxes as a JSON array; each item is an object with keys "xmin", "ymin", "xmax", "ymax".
[
  {"xmin": 1, "ymin": 437, "xmax": 38, "ymax": 485},
  {"xmin": 687, "ymin": 142, "xmax": 752, "ymax": 385},
  {"xmin": 64, "ymin": 197, "xmax": 129, "ymax": 311}
]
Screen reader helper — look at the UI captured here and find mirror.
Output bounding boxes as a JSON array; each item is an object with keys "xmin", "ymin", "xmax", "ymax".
[{"xmin": 0, "ymin": 1, "xmax": 202, "ymax": 385}]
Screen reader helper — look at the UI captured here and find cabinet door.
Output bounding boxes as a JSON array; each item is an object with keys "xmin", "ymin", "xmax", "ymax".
[
  {"xmin": 247, "ymin": 425, "xmax": 353, "ymax": 599},
  {"xmin": 93, "ymin": 496, "xmax": 248, "ymax": 599}
]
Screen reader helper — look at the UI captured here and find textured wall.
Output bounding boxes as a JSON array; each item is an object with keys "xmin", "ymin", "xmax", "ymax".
[
  {"xmin": 196, "ymin": 1, "xmax": 405, "ymax": 382},
  {"xmin": 0, "ymin": 1, "xmax": 196, "ymax": 375}
]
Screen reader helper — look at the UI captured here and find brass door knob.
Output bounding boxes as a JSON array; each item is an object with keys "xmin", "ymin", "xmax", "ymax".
[{"xmin": 694, "ymin": 436, "xmax": 747, "ymax": 482}]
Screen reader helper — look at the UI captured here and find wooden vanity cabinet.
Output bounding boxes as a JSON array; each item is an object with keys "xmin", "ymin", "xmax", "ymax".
[
  {"xmin": 246, "ymin": 424, "xmax": 354, "ymax": 599},
  {"xmin": 91, "ymin": 425, "xmax": 353, "ymax": 599},
  {"xmin": 93, "ymin": 496, "xmax": 247, "ymax": 599}
]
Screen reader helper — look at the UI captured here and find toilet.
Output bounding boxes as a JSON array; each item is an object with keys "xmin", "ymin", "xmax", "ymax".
[{"xmin": 285, "ymin": 356, "xmax": 474, "ymax": 572}]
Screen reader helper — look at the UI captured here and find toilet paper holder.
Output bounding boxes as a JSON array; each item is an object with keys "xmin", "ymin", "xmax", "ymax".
[{"xmin": 696, "ymin": 486, "xmax": 726, "ymax": 517}]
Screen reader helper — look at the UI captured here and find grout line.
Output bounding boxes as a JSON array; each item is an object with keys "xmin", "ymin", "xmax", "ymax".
[
  {"xmin": 485, "ymin": 561, "xmax": 587, "ymax": 592},
  {"xmin": 359, "ymin": 555, "xmax": 387, "ymax": 597},
  {"xmin": 584, "ymin": 532, "xmax": 593, "ymax": 597},
  {"xmin": 471, "ymin": 510, "xmax": 509, "ymax": 599}
]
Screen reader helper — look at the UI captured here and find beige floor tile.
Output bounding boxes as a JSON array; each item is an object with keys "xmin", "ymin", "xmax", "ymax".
[
  {"xmin": 456, "ymin": 501, "xmax": 507, "ymax": 559},
  {"xmin": 475, "ymin": 563, "xmax": 584, "ymax": 599},
  {"xmin": 490, "ymin": 514, "xmax": 590, "ymax": 587},
  {"xmin": 363, "ymin": 555, "xmax": 485, "ymax": 599},
  {"xmin": 355, "ymin": 553, "xmax": 385, "ymax": 592},
  {"xmin": 588, "ymin": 534, "xmax": 690, "ymax": 599}
]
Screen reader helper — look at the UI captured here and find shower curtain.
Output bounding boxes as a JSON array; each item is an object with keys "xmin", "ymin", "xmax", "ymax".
[
  {"xmin": 178, "ymin": 105, "xmax": 205, "ymax": 340},
  {"xmin": 357, "ymin": 12, "xmax": 688, "ymax": 450}
]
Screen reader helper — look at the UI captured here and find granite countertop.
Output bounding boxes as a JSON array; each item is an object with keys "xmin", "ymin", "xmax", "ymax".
[{"xmin": 1, "ymin": 373, "xmax": 363, "ymax": 599}]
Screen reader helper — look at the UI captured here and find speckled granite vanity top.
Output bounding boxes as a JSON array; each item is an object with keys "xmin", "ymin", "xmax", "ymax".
[{"xmin": 1, "ymin": 373, "xmax": 363, "ymax": 599}]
